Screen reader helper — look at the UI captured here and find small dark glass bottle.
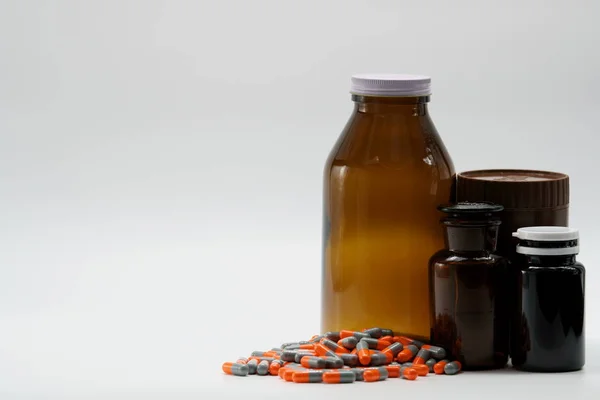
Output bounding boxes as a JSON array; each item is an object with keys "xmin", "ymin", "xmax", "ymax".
[
  {"xmin": 429, "ymin": 202, "xmax": 509, "ymax": 370},
  {"xmin": 511, "ymin": 227, "xmax": 585, "ymax": 372}
]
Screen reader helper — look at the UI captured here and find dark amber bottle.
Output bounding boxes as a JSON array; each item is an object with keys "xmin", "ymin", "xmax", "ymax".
[
  {"xmin": 321, "ymin": 74, "xmax": 455, "ymax": 340},
  {"xmin": 429, "ymin": 202, "xmax": 509, "ymax": 370}
]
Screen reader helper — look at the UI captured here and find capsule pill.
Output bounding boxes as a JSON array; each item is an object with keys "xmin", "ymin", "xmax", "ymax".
[
  {"xmin": 411, "ymin": 363, "xmax": 429, "ymax": 376},
  {"xmin": 320, "ymin": 338, "xmax": 349, "ymax": 354},
  {"xmin": 385, "ymin": 365, "xmax": 401, "ymax": 378},
  {"xmin": 247, "ymin": 358, "xmax": 258, "ymax": 374},
  {"xmin": 286, "ymin": 343, "xmax": 316, "ymax": 351},
  {"xmin": 300, "ymin": 356, "xmax": 326, "ymax": 369},
  {"xmin": 356, "ymin": 340, "xmax": 371, "ymax": 366},
  {"xmin": 257, "ymin": 360, "xmax": 270, "ymax": 375},
  {"xmin": 269, "ymin": 360, "xmax": 284, "ymax": 375},
  {"xmin": 444, "ymin": 361, "xmax": 462, "ymax": 375},
  {"xmin": 413, "ymin": 348, "xmax": 432, "ymax": 365},
  {"xmin": 320, "ymin": 356, "xmax": 344, "ymax": 369},
  {"xmin": 426, "ymin": 358, "xmax": 437, "ymax": 372},
  {"xmin": 380, "ymin": 329, "xmax": 394, "ymax": 337},
  {"xmin": 370, "ymin": 353, "xmax": 390, "ymax": 366},
  {"xmin": 294, "ymin": 352, "xmax": 316, "ymax": 363},
  {"xmin": 397, "ymin": 344, "xmax": 419, "ymax": 362},
  {"xmin": 363, "ymin": 327, "xmax": 383, "ymax": 338},
  {"xmin": 338, "ymin": 337, "xmax": 359, "ymax": 349},
  {"xmin": 323, "ymin": 370, "xmax": 356, "ymax": 384},
  {"xmin": 340, "ymin": 330, "xmax": 370, "ymax": 340},
  {"xmin": 339, "ymin": 353, "xmax": 359, "ymax": 367},
  {"xmin": 363, "ymin": 367, "xmax": 389, "ymax": 382},
  {"xmin": 293, "ymin": 370, "xmax": 324, "ymax": 383},
  {"xmin": 421, "ymin": 344, "xmax": 447, "ymax": 360},
  {"xmin": 433, "ymin": 360, "xmax": 449, "ymax": 375},
  {"xmin": 361, "ymin": 337, "xmax": 392, "ymax": 350},
  {"xmin": 222, "ymin": 362, "xmax": 249, "ymax": 377},
  {"xmin": 382, "ymin": 342, "xmax": 403, "ymax": 358},
  {"xmin": 400, "ymin": 366, "xmax": 418, "ymax": 381},
  {"xmin": 315, "ymin": 343, "xmax": 338, "ymax": 358}
]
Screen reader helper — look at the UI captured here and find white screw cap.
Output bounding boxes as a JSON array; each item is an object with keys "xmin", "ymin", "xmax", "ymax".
[{"xmin": 350, "ymin": 74, "xmax": 432, "ymax": 97}]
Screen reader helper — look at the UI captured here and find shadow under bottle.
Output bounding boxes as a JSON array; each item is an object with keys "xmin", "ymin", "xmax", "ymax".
[{"xmin": 428, "ymin": 202, "xmax": 510, "ymax": 370}]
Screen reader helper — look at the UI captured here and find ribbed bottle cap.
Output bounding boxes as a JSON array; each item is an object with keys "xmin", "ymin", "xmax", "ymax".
[
  {"xmin": 350, "ymin": 74, "xmax": 432, "ymax": 97},
  {"xmin": 456, "ymin": 169, "xmax": 569, "ymax": 210}
]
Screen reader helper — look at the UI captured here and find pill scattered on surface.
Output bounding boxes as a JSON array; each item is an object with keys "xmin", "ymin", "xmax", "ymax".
[
  {"xmin": 444, "ymin": 361, "xmax": 462, "ymax": 375},
  {"xmin": 247, "ymin": 359, "xmax": 258, "ymax": 374},
  {"xmin": 397, "ymin": 345, "xmax": 419, "ymax": 362},
  {"xmin": 422, "ymin": 345, "xmax": 447, "ymax": 360},
  {"xmin": 356, "ymin": 340, "xmax": 371, "ymax": 365},
  {"xmin": 362, "ymin": 327, "xmax": 383, "ymax": 338},
  {"xmin": 323, "ymin": 370, "xmax": 356, "ymax": 384},
  {"xmin": 385, "ymin": 365, "xmax": 401, "ymax": 378},
  {"xmin": 434, "ymin": 360, "xmax": 449, "ymax": 375},
  {"xmin": 413, "ymin": 348, "xmax": 432, "ymax": 365},
  {"xmin": 300, "ymin": 356, "xmax": 326, "ymax": 369},
  {"xmin": 222, "ymin": 362, "xmax": 249, "ymax": 377},
  {"xmin": 340, "ymin": 330, "xmax": 370, "ymax": 340},
  {"xmin": 257, "ymin": 360, "xmax": 270, "ymax": 376},
  {"xmin": 363, "ymin": 367, "xmax": 389, "ymax": 382},
  {"xmin": 321, "ymin": 338, "xmax": 350, "ymax": 354},
  {"xmin": 426, "ymin": 358, "xmax": 437, "ymax": 372},
  {"xmin": 338, "ymin": 337, "xmax": 359, "ymax": 349},
  {"xmin": 400, "ymin": 366, "xmax": 418, "ymax": 381},
  {"xmin": 339, "ymin": 353, "xmax": 359, "ymax": 367},
  {"xmin": 293, "ymin": 370, "xmax": 324, "ymax": 383},
  {"xmin": 221, "ymin": 330, "xmax": 457, "ymax": 383},
  {"xmin": 411, "ymin": 364, "xmax": 429, "ymax": 376}
]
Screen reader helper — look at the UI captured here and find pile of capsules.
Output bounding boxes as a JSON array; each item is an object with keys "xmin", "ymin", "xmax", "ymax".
[{"xmin": 221, "ymin": 328, "xmax": 462, "ymax": 383}]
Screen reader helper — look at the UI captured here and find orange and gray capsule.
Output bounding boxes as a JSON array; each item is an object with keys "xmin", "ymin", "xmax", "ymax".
[
  {"xmin": 410, "ymin": 363, "xmax": 429, "ymax": 376},
  {"xmin": 300, "ymin": 356, "xmax": 327, "ymax": 369},
  {"xmin": 356, "ymin": 340, "xmax": 371, "ymax": 365},
  {"xmin": 380, "ymin": 329, "xmax": 394, "ymax": 337},
  {"xmin": 269, "ymin": 359, "xmax": 285, "ymax": 376},
  {"xmin": 400, "ymin": 366, "xmax": 418, "ymax": 380},
  {"xmin": 413, "ymin": 348, "xmax": 432, "ymax": 365},
  {"xmin": 444, "ymin": 361, "xmax": 462, "ymax": 375},
  {"xmin": 363, "ymin": 367, "xmax": 389, "ymax": 382},
  {"xmin": 257, "ymin": 360, "xmax": 270, "ymax": 375},
  {"xmin": 370, "ymin": 353, "xmax": 389, "ymax": 366},
  {"xmin": 247, "ymin": 358, "xmax": 258, "ymax": 374},
  {"xmin": 340, "ymin": 330, "xmax": 370, "ymax": 340},
  {"xmin": 397, "ymin": 344, "xmax": 419, "ymax": 362},
  {"xmin": 222, "ymin": 362, "xmax": 249, "ymax": 377},
  {"xmin": 426, "ymin": 358, "xmax": 437, "ymax": 372},
  {"xmin": 385, "ymin": 365, "xmax": 401, "ymax": 378},
  {"xmin": 338, "ymin": 336, "xmax": 359, "ymax": 349},
  {"xmin": 294, "ymin": 351, "xmax": 316, "ymax": 363},
  {"xmin": 350, "ymin": 368, "xmax": 364, "ymax": 381},
  {"xmin": 434, "ymin": 359, "xmax": 449, "ymax": 375},
  {"xmin": 292, "ymin": 370, "xmax": 324, "ymax": 383},
  {"xmin": 284, "ymin": 366, "xmax": 307, "ymax": 381},
  {"xmin": 324, "ymin": 331, "xmax": 341, "ymax": 341},
  {"xmin": 281, "ymin": 350, "xmax": 309, "ymax": 362},
  {"xmin": 362, "ymin": 327, "xmax": 383, "ymax": 338},
  {"xmin": 320, "ymin": 356, "xmax": 344, "ymax": 369},
  {"xmin": 315, "ymin": 343, "xmax": 338, "ymax": 358},
  {"xmin": 323, "ymin": 370, "xmax": 356, "ymax": 384},
  {"xmin": 286, "ymin": 343, "xmax": 316, "ymax": 351},
  {"xmin": 339, "ymin": 353, "xmax": 358, "ymax": 367},
  {"xmin": 320, "ymin": 338, "xmax": 349, "ymax": 354},
  {"xmin": 421, "ymin": 344, "xmax": 447, "ymax": 359},
  {"xmin": 382, "ymin": 342, "xmax": 403, "ymax": 359},
  {"xmin": 360, "ymin": 338, "xmax": 392, "ymax": 350}
]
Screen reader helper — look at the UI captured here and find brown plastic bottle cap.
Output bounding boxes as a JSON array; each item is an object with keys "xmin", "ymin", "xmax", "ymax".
[{"xmin": 456, "ymin": 169, "xmax": 569, "ymax": 210}]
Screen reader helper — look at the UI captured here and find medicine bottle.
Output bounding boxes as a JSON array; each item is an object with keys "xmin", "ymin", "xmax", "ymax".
[
  {"xmin": 428, "ymin": 202, "xmax": 509, "ymax": 370},
  {"xmin": 321, "ymin": 74, "xmax": 455, "ymax": 340},
  {"xmin": 511, "ymin": 227, "xmax": 585, "ymax": 372}
]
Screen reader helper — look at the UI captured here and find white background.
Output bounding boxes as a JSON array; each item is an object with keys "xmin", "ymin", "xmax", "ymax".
[{"xmin": 1, "ymin": 0, "xmax": 599, "ymax": 399}]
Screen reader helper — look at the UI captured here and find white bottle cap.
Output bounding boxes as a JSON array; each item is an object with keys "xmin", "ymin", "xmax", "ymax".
[
  {"xmin": 512, "ymin": 226, "xmax": 579, "ymax": 255},
  {"xmin": 350, "ymin": 74, "xmax": 432, "ymax": 97}
]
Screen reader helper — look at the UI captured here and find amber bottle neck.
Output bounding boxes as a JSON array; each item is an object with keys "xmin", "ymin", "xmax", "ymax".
[
  {"xmin": 352, "ymin": 95, "xmax": 429, "ymax": 116},
  {"xmin": 443, "ymin": 221, "xmax": 501, "ymax": 254}
]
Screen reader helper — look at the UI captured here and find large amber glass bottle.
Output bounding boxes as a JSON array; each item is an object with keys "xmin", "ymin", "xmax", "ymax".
[{"xmin": 321, "ymin": 74, "xmax": 455, "ymax": 341}]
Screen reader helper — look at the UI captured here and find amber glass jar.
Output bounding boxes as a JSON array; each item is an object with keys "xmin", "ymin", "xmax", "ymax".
[
  {"xmin": 321, "ymin": 74, "xmax": 455, "ymax": 340},
  {"xmin": 429, "ymin": 202, "xmax": 509, "ymax": 370}
]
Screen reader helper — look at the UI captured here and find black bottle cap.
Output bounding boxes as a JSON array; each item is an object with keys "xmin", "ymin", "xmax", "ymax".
[{"xmin": 438, "ymin": 201, "xmax": 504, "ymax": 218}]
